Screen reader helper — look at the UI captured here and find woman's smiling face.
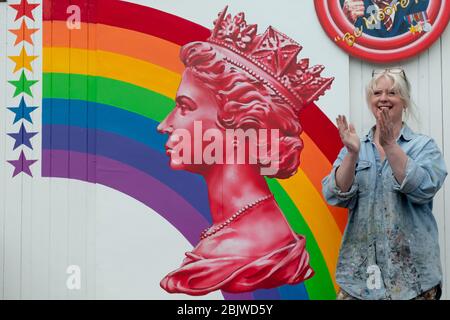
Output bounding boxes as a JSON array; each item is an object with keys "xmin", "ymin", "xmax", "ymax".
[{"xmin": 369, "ymin": 75, "xmax": 405, "ymax": 125}]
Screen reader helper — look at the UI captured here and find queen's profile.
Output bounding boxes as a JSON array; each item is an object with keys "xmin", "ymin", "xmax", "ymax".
[{"xmin": 157, "ymin": 7, "xmax": 334, "ymax": 295}]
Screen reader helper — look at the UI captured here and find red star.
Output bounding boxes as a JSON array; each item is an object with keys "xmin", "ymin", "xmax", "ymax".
[{"xmin": 9, "ymin": 0, "xmax": 40, "ymax": 22}]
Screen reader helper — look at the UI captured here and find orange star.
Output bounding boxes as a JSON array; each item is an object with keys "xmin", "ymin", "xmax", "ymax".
[
  {"xmin": 9, "ymin": 20, "xmax": 39, "ymax": 46},
  {"xmin": 8, "ymin": 47, "xmax": 38, "ymax": 73}
]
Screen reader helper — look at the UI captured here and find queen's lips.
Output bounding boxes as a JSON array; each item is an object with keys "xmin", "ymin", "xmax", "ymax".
[{"xmin": 165, "ymin": 145, "xmax": 173, "ymax": 156}]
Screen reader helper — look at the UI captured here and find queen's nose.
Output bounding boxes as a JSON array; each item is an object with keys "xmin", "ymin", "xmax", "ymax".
[{"xmin": 157, "ymin": 116, "xmax": 173, "ymax": 134}]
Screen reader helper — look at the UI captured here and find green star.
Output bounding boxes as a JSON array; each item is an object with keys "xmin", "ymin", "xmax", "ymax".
[{"xmin": 8, "ymin": 71, "xmax": 38, "ymax": 97}]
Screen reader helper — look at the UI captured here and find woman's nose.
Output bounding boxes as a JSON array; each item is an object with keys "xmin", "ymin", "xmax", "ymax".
[{"xmin": 379, "ymin": 92, "xmax": 388, "ymax": 101}]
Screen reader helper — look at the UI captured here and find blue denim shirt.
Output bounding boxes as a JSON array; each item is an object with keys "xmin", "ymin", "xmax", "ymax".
[{"xmin": 322, "ymin": 124, "xmax": 447, "ymax": 300}]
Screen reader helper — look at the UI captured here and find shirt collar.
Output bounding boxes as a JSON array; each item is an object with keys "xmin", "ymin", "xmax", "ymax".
[{"xmin": 363, "ymin": 122, "xmax": 414, "ymax": 142}]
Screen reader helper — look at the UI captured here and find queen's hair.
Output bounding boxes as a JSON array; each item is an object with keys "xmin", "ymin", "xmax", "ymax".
[{"xmin": 180, "ymin": 41, "xmax": 304, "ymax": 179}]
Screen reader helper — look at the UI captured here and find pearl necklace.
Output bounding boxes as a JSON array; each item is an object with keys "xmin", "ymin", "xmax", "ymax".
[{"xmin": 200, "ymin": 194, "xmax": 274, "ymax": 239}]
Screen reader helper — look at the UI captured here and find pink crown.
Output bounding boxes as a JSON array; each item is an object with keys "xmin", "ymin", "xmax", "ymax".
[{"xmin": 207, "ymin": 6, "xmax": 334, "ymax": 111}]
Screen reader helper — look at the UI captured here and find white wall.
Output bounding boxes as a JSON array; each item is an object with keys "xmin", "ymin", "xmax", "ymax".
[{"xmin": 348, "ymin": 25, "xmax": 450, "ymax": 299}]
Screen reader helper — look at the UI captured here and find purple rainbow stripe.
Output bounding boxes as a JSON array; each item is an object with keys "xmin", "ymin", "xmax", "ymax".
[{"xmin": 42, "ymin": 149, "xmax": 208, "ymax": 243}]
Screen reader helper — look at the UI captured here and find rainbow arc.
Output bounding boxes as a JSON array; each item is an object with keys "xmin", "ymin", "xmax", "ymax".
[{"xmin": 42, "ymin": 0, "xmax": 346, "ymax": 300}]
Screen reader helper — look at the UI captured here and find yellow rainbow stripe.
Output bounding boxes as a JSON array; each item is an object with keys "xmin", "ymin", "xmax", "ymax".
[{"xmin": 43, "ymin": 47, "xmax": 180, "ymax": 99}]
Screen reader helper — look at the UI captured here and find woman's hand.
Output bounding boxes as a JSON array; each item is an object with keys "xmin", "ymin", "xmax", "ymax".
[
  {"xmin": 336, "ymin": 115, "xmax": 360, "ymax": 155},
  {"xmin": 376, "ymin": 108, "xmax": 407, "ymax": 183},
  {"xmin": 376, "ymin": 108, "xmax": 396, "ymax": 147}
]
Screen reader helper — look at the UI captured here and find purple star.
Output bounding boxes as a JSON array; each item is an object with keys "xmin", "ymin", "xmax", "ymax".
[
  {"xmin": 7, "ymin": 123, "xmax": 38, "ymax": 150},
  {"xmin": 7, "ymin": 150, "xmax": 37, "ymax": 177}
]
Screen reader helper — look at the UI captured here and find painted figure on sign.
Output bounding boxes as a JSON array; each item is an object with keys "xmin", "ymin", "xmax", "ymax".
[
  {"xmin": 341, "ymin": 0, "xmax": 429, "ymax": 37},
  {"xmin": 157, "ymin": 7, "xmax": 334, "ymax": 295}
]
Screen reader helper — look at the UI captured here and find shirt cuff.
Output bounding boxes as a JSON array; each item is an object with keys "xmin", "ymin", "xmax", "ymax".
[
  {"xmin": 392, "ymin": 157, "xmax": 426, "ymax": 193},
  {"xmin": 328, "ymin": 166, "xmax": 358, "ymax": 200}
]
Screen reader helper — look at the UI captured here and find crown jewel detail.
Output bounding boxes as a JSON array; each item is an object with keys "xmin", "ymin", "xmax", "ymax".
[{"xmin": 209, "ymin": 6, "xmax": 334, "ymax": 109}]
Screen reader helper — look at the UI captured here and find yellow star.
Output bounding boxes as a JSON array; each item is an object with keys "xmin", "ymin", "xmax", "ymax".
[
  {"xmin": 409, "ymin": 25, "xmax": 416, "ymax": 34},
  {"xmin": 8, "ymin": 47, "xmax": 38, "ymax": 73}
]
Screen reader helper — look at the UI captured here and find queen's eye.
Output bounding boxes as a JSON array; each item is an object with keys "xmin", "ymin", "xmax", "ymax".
[
  {"xmin": 176, "ymin": 103, "xmax": 188, "ymax": 115},
  {"xmin": 374, "ymin": 91, "xmax": 381, "ymax": 96},
  {"xmin": 389, "ymin": 91, "xmax": 396, "ymax": 96},
  {"xmin": 175, "ymin": 96, "xmax": 197, "ymax": 114}
]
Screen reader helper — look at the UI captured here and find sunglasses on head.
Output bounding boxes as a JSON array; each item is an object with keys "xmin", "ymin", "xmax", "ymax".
[{"xmin": 372, "ymin": 68, "xmax": 406, "ymax": 79}]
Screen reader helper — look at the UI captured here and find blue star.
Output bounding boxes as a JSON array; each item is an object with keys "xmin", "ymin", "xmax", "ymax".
[
  {"xmin": 7, "ymin": 123, "xmax": 38, "ymax": 150},
  {"xmin": 7, "ymin": 96, "xmax": 38, "ymax": 124}
]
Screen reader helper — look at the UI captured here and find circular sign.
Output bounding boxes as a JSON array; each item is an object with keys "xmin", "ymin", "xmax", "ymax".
[{"xmin": 314, "ymin": 0, "xmax": 450, "ymax": 63}]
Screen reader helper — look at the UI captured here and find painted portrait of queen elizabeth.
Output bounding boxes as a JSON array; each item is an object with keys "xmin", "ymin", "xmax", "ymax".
[{"xmin": 157, "ymin": 6, "xmax": 334, "ymax": 295}]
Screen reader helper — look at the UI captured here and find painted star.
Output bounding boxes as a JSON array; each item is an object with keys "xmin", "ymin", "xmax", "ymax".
[
  {"xmin": 7, "ymin": 96, "xmax": 38, "ymax": 124},
  {"xmin": 7, "ymin": 123, "xmax": 38, "ymax": 150},
  {"xmin": 9, "ymin": 0, "xmax": 40, "ymax": 22},
  {"xmin": 9, "ymin": 47, "xmax": 38, "ymax": 73},
  {"xmin": 9, "ymin": 20, "xmax": 39, "ymax": 46},
  {"xmin": 8, "ymin": 71, "xmax": 39, "ymax": 97},
  {"xmin": 409, "ymin": 25, "xmax": 416, "ymax": 34},
  {"xmin": 7, "ymin": 150, "xmax": 37, "ymax": 177}
]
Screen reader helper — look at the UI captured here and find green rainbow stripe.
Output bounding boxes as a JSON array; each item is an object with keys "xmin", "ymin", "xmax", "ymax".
[{"xmin": 43, "ymin": 73, "xmax": 174, "ymax": 121}]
